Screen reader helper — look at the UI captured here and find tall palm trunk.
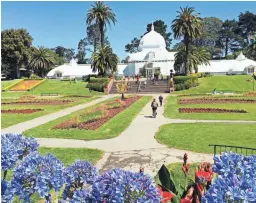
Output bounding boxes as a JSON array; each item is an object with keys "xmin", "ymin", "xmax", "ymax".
[
  {"xmin": 184, "ymin": 35, "xmax": 189, "ymax": 76},
  {"xmin": 16, "ymin": 64, "xmax": 20, "ymax": 79},
  {"xmin": 99, "ymin": 21, "xmax": 104, "ymax": 47}
]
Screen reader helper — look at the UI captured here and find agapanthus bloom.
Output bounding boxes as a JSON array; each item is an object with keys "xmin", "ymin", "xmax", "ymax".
[
  {"xmin": 202, "ymin": 152, "xmax": 256, "ymax": 203},
  {"xmin": 62, "ymin": 160, "xmax": 98, "ymax": 200},
  {"xmin": 12, "ymin": 152, "xmax": 65, "ymax": 202},
  {"xmin": 1, "ymin": 134, "xmax": 39, "ymax": 171},
  {"xmin": 1, "ymin": 179, "xmax": 15, "ymax": 203},
  {"xmin": 91, "ymin": 168, "xmax": 161, "ymax": 202}
]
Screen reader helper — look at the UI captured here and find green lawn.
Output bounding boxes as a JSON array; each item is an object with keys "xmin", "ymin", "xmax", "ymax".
[
  {"xmin": 1, "ymin": 79, "xmax": 103, "ymax": 97},
  {"xmin": 38, "ymin": 147, "xmax": 103, "ymax": 166},
  {"xmin": 1, "ymin": 96, "xmax": 98, "ymax": 128},
  {"xmin": 155, "ymin": 123, "xmax": 256, "ymax": 154},
  {"xmin": 1, "ymin": 79, "xmax": 22, "ymax": 90},
  {"xmin": 24, "ymin": 96, "xmax": 152, "ymax": 140},
  {"xmin": 175, "ymin": 75, "xmax": 254, "ymax": 94},
  {"xmin": 164, "ymin": 96, "xmax": 256, "ymax": 121}
]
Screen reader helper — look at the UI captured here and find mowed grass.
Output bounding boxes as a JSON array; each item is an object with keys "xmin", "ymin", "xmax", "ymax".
[
  {"xmin": 155, "ymin": 123, "xmax": 256, "ymax": 154},
  {"xmin": 38, "ymin": 147, "xmax": 104, "ymax": 166},
  {"xmin": 1, "ymin": 79, "xmax": 22, "ymax": 90},
  {"xmin": 1, "ymin": 96, "xmax": 98, "ymax": 128},
  {"xmin": 1, "ymin": 79, "xmax": 103, "ymax": 97},
  {"xmin": 164, "ymin": 96, "xmax": 256, "ymax": 121},
  {"xmin": 24, "ymin": 96, "xmax": 152, "ymax": 140},
  {"xmin": 175, "ymin": 75, "xmax": 253, "ymax": 94}
]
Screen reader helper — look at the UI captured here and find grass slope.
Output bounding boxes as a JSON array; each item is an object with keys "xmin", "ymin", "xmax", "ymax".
[
  {"xmin": 24, "ymin": 96, "xmax": 152, "ymax": 140},
  {"xmin": 1, "ymin": 79, "xmax": 103, "ymax": 97},
  {"xmin": 1, "ymin": 79, "xmax": 22, "ymax": 90},
  {"xmin": 155, "ymin": 123, "xmax": 256, "ymax": 154},
  {"xmin": 1, "ymin": 97, "xmax": 98, "ymax": 128},
  {"xmin": 175, "ymin": 75, "xmax": 253, "ymax": 94},
  {"xmin": 164, "ymin": 96, "xmax": 256, "ymax": 121}
]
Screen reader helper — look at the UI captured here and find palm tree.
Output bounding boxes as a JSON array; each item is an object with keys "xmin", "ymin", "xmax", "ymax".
[
  {"xmin": 91, "ymin": 45, "xmax": 118, "ymax": 76},
  {"xmin": 28, "ymin": 46, "xmax": 56, "ymax": 77},
  {"xmin": 86, "ymin": 1, "xmax": 116, "ymax": 47},
  {"xmin": 174, "ymin": 44, "xmax": 210, "ymax": 73},
  {"xmin": 172, "ymin": 7, "xmax": 203, "ymax": 75}
]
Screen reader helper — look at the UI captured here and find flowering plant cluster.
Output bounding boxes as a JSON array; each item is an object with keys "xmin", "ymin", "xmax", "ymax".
[
  {"xmin": 1, "ymin": 134, "xmax": 39, "ymax": 172},
  {"xmin": 10, "ymin": 79, "xmax": 43, "ymax": 91},
  {"xmin": 1, "ymin": 134, "xmax": 161, "ymax": 203},
  {"xmin": 202, "ymin": 152, "xmax": 256, "ymax": 202}
]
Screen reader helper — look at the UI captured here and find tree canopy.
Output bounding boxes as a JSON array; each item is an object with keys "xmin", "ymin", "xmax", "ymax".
[{"xmin": 1, "ymin": 29, "xmax": 33, "ymax": 78}]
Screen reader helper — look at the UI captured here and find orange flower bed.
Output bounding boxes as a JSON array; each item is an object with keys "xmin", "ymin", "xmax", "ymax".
[{"xmin": 10, "ymin": 80, "xmax": 42, "ymax": 91}]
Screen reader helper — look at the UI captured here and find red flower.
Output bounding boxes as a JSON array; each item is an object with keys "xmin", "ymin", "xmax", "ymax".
[
  {"xmin": 157, "ymin": 185, "xmax": 175, "ymax": 203},
  {"xmin": 180, "ymin": 198, "xmax": 193, "ymax": 203}
]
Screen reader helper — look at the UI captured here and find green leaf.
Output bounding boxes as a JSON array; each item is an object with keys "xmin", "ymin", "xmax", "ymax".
[{"xmin": 157, "ymin": 164, "xmax": 177, "ymax": 194}]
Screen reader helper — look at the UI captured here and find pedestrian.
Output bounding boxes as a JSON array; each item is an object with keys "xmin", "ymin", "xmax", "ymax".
[
  {"xmin": 159, "ymin": 95, "xmax": 163, "ymax": 106},
  {"xmin": 89, "ymin": 86, "xmax": 92, "ymax": 95},
  {"xmin": 144, "ymin": 80, "xmax": 147, "ymax": 89},
  {"xmin": 151, "ymin": 99, "xmax": 158, "ymax": 118}
]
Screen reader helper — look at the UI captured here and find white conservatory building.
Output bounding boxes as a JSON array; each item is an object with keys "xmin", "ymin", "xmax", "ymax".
[
  {"xmin": 121, "ymin": 23, "xmax": 256, "ymax": 76},
  {"xmin": 47, "ymin": 23, "xmax": 256, "ymax": 79}
]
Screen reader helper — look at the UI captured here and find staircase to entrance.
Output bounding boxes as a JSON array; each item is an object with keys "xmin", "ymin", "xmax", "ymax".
[{"xmin": 109, "ymin": 79, "xmax": 170, "ymax": 94}]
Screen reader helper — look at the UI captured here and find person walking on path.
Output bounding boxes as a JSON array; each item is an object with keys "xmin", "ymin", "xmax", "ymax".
[
  {"xmin": 159, "ymin": 95, "xmax": 163, "ymax": 106},
  {"xmin": 89, "ymin": 86, "xmax": 92, "ymax": 96},
  {"xmin": 151, "ymin": 99, "xmax": 158, "ymax": 118}
]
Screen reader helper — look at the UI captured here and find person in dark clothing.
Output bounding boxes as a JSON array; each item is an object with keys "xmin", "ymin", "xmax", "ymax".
[
  {"xmin": 159, "ymin": 95, "xmax": 163, "ymax": 106},
  {"xmin": 151, "ymin": 99, "xmax": 158, "ymax": 118}
]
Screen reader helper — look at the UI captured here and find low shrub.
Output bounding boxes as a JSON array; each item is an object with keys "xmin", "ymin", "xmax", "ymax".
[
  {"xmin": 30, "ymin": 74, "xmax": 42, "ymax": 79},
  {"xmin": 175, "ymin": 84, "xmax": 181, "ymax": 91},
  {"xmin": 184, "ymin": 81, "xmax": 191, "ymax": 89},
  {"xmin": 173, "ymin": 76, "xmax": 191, "ymax": 84},
  {"xmin": 87, "ymin": 83, "xmax": 105, "ymax": 92},
  {"xmin": 89, "ymin": 77, "xmax": 109, "ymax": 84}
]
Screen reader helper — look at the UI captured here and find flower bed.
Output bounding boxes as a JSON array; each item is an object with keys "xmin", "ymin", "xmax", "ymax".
[
  {"xmin": 179, "ymin": 108, "xmax": 247, "ymax": 113},
  {"xmin": 2, "ymin": 99, "xmax": 73, "ymax": 105},
  {"xmin": 53, "ymin": 96, "xmax": 141, "ymax": 130},
  {"xmin": 2, "ymin": 109, "xmax": 44, "ymax": 114},
  {"xmin": 10, "ymin": 79, "xmax": 44, "ymax": 91},
  {"xmin": 244, "ymin": 91, "xmax": 256, "ymax": 97},
  {"xmin": 178, "ymin": 98, "xmax": 256, "ymax": 104}
]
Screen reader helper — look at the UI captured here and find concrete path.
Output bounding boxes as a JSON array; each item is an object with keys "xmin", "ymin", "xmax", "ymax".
[
  {"xmin": 1, "ymin": 95, "xmax": 115, "ymax": 134},
  {"xmin": 3, "ymin": 94, "xmax": 255, "ymax": 176},
  {"xmin": 36, "ymin": 95, "xmax": 213, "ymax": 176}
]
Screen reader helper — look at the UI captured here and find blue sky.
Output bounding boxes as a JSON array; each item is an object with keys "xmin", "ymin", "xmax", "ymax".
[{"xmin": 2, "ymin": 1, "xmax": 256, "ymax": 60}]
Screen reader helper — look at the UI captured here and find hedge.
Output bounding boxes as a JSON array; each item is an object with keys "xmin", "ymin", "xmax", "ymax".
[
  {"xmin": 87, "ymin": 83, "xmax": 105, "ymax": 92},
  {"xmin": 174, "ymin": 76, "xmax": 198, "ymax": 84},
  {"xmin": 89, "ymin": 78, "xmax": 109, "ymax": 84}
]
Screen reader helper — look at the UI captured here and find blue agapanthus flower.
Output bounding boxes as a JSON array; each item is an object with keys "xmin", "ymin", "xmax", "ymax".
[
  {"xmin": 1, "ymin": 134, "xmax": 39, "ymax": 171},
  {"xmin": 62, "ymin": 160, "xmax": 98, "ymax": 200},
  {"xmin": 12, "ymin": 152, "xmax": 65, "ymax": 202},
  {"xmin": 202, "ymin": 152, "xmax": 256, "ymax": 203},
  {"xmin": 91, "ymin": 168, "xmax": 161, "ymax": 202},
  {"xmin": 71, "ymin": 189, "xmax": 95, "ymax": 203},
  {"xmin": 1, "ymin": 179, "xmax": 15, "ymax": 203}
]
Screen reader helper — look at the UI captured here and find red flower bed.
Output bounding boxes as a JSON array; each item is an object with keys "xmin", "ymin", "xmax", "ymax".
[
  {"xmin": 179, "ymin": 108, "xmax": 247, "ymax": 113},
  {"xmin": 52, "ymin": 96, "xmax": 141, "ymax": 130},
  {"xmin": 2, "ymin": 99, "xmax": 73, "ymax": 105},
  {"xmin": 178, "ymin": 98, "xmax": 256, "ymax": 104},
  {"xmin": 2, "ymin": 109, "xmax": 43, "ymax": 114}
]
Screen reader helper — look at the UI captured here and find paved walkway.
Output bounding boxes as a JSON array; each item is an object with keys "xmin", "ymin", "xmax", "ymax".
[
  {"xmin": 3, "ymin": 94, "xmax": 256, "ymax": 176},
  {"xmin": 1, "ymin": 95, "xmax": 114, "ymax": 134}
]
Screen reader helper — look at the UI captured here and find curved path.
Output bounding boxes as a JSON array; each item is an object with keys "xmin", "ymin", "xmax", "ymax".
[{"xmin": 3, "ymin": 94, "xmax": 256, "ymax": 176}]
